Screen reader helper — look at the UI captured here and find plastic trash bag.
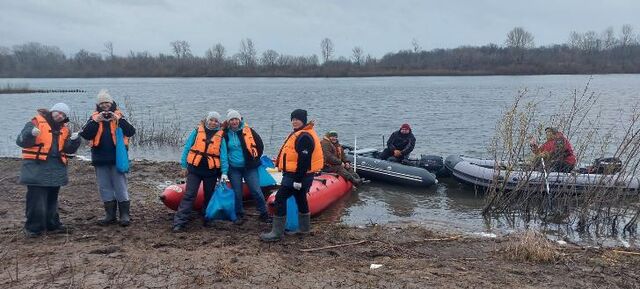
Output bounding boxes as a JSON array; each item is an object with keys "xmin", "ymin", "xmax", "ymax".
[
  {"xmin": 205, "ymin": 183, "xmax": 237, "ymax": 221},
  {"xmin": 257, "ymin": 154, "xmax": 277, "ymax": 187},
  {"xmin": 285, "ymin": 196, "xmax": 299, "ymax": 231},
  {"xmin": 115, "ymin": 127, "xmax": 130, "ymax": 173}
]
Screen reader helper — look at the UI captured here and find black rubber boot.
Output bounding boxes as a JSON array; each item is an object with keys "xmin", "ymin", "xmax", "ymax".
[
  {"xmin": 97, "ymin": 201, "xmax": 117, "ymax": 226},
  {"xmin": 299, "ymin": 213, "xmax": 311, "ymax": 235},
  {"xmin": 260, "ymin": 216, "xmax": 286, "ymax": 242},
  {"xmin": 118, "ymin": 201, "xmax": 131, "ymax": 227}
]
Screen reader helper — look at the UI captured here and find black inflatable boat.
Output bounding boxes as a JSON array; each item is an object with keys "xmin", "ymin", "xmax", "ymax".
[{"xmin": 345, "ymin": 148, "xmax": 438, "ymax": 187}]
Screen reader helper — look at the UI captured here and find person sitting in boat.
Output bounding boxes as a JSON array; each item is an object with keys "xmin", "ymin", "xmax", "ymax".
[
  {"xmin": 379, "ymin": 123, "xmax": 416, "ymax": 163},
  {"xmin": 321, "ymin": 131, "xmax": 363, "ymax": 185},
  {"xmin": 172, "ymin": 111, "xmax": 227, "ymax": 232},
  {"xmin": 529, "ymin": 127, "xmax": 577, "ymax": 173}
]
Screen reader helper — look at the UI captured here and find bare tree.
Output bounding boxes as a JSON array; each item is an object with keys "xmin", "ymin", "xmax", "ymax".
[
  {"xmin": 411, "ymin": 38, "xmax": 422, "ymax": 53},
  {"xmin": 261, "ymin": 49, "xmax": 279, "ymax": 67},
  {"xmin": 238, "ymin": 38, "xmax": 257, "ymax": 67},
  {"xmin": 582, "ymin": 31, "xmax": 601, "ymax": 52},
  {"xmin": 170, "ymin": 40, "xmax": 192, "ymax": 59},
  {"xmin": 352, "ymin": 46, "xmax": 363, "ymax": 65},
  {"xmin": 205, "ymin": 43, "xmax": 226, "ymax": 64},
  {"xmin": 601, "ymin": 27, "xmax": 617, "ymax": 50},
  {"xmin": 620, "ymin": 24, "xmax": 638, "ymax": 47},
  {"xmin": 320, "ymin": 38, "xmax": 334, "ymax": 63},
  {"xmin": 104, "ymin": 41, "xmax": 114, "ymax": 59},
  {"xmin": 505, "ymin": 27, "xmax": 535, "ymax": 49},
  {"xmin": 568, "ymin": 31, "xmax": 582, "ymax": 49}
]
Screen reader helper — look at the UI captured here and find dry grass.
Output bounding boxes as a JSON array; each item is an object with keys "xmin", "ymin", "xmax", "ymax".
[{"xmin": 502, "ymin": 230, "xmax": 560, "ymax": 263}]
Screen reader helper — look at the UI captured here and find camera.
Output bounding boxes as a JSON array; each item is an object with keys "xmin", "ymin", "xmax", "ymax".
[{"xmin": 101, "ymin": 111, "xmax": 111, "ymax": 119}]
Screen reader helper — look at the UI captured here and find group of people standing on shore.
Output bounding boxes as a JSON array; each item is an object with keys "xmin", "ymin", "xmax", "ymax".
[{"xmin": 15, "ymin": 90, "xmax": 359, "ymax": 242}]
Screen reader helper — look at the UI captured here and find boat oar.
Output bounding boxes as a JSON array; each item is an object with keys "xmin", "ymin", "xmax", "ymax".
[
  {"xmin": 540, "ymin": 158, "xmax": 552, "ymax": 211},
  {"xmin": 353, "ymin": 135, "xmax": 357, "ymax": 173}
]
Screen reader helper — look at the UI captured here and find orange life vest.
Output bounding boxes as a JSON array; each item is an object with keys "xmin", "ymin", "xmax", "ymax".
[
  {"xmin": 276, "ymin": 123, "xmax": 324, "ymax": 173},
  {"xmin": 239, "ymin": 126, "xmax": 259, "ymax": 159},
  {"xmin": 22, "ymin": 114, "xmax": 69, "ymax": 165},
  {"xmin": 89, "ymin": 110, "xmax": 129, "ymax": 147},
  {"xmin": 187, "ymin": 124, "xmax": 224, "ymax": 169}
]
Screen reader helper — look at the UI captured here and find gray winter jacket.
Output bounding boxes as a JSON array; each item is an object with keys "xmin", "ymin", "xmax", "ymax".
[{"xmin": 16, "ymin": 110, "xmax": 82, "ymax": 187}]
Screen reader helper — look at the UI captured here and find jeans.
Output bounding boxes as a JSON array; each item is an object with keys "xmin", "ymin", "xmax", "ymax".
[
  {"xmin": 173, "ymin": 172, "xmax": 218, "ymax": 227},
  {"xmin": 25, "ymin": 186, "xmax": 62, "ymax": 234},
  {"xmin": 229, "ymin": 166, "xmax": 267, "ymax": 217},
  {"xmin": 273, "ymin": 173, "xmax": 314, "ymax": 217},
  {"xmin": 95, "ymin": 165, "xmax": 129, "ymax": 202}
]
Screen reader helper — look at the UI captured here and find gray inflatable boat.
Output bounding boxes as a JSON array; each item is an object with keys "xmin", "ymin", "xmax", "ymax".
[{"xmin": 445, "ymin": 155, "xmax": 640, "ymax": 194}]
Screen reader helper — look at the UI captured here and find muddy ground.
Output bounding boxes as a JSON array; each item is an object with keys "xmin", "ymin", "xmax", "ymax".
[{"xmin": 0, "ymin": 157, "xmax": 639, "ymax": 289}]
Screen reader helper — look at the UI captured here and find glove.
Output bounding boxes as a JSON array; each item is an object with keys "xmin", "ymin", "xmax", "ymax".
[
  {"xmin": 31, "ymin": 127, "xmax": 40, "ymax": 136},
  {"xmin": 220, "ymin": 174, "xmax": 229, "ymax": 183},
  {"xmin": 293, "ymin": 182, "xmax": 302, "ymax": 190},
  {"xmin": 70, "ymin": 132, "xmax": 80, "ymax": 140}
]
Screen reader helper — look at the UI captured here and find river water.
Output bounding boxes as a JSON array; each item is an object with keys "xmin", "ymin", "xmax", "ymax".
[{"xmin": 2, "ymin": 75, "xmax": 639, "ymax": 247}]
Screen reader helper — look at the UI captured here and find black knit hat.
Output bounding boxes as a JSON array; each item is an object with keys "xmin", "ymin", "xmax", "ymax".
[{"xmin": 290, "ymin": 109, "xmax": 308, "ymax": 124}]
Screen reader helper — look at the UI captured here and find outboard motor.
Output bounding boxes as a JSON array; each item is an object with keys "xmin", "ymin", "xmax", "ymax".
[{"xmin": 591, "ymin": 157, "xmax": 623, "ymax": 174}]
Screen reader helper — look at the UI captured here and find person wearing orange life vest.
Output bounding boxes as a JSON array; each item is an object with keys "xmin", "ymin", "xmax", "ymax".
[
  {"xmin": 79, "ymin": 90, "xmax": 136, "ymax": 227},
  {"xmin": 220, "ymin": 109, "xmax": 270, "ymax": 224},
  {"xmin": 16, "ymin": 103, "xmax": 82, "ymax": 238},
  {"xmin": 321, "ymin": 131, "xmax": 362, "ymax": 185},
  {"xmin": 172, "ymin": 112, "xmax": 228, "ymax": 232},
  {"xmin": 261, "ymin": 109, "xmax": 324, "ymax": 242}
]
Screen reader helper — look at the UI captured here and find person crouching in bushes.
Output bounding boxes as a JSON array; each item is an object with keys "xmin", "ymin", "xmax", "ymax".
[
  {"xmin": 261, "ymin": 109, "xmax": 324, "ymax": 242},
  {"xmin": 321, "ymin": 130, "xmax": 363, "ymax": 186},
  {"xmin": 220, "ymin": 109, "xmax": 271, "ymax": 225},
  {"xmin": 172, "ymin": 112, "xmax": 227, "ymax": 232},
  {"xmin": 80, "ymin": 90, "xmax": 136, "ymax": 227},
  {"xmin": 17, "ymin": 103, "xmax": 82, "ymax": 237}
]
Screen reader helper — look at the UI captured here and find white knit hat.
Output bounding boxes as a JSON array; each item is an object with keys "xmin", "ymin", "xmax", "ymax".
[
  {"xmin": 50, "ymin": 103, "xmax": 70, "ymax": 116},
  {"xmin": 96, "ymin": 89, "xmax": 113, "ymax": 104},
  {"xmin": 206, "ymin": 111, "xmax": 221, "ymax": 121},
  {"xmin": 226, "ymin": 109, "xmax": 242, "ymax": 121}
]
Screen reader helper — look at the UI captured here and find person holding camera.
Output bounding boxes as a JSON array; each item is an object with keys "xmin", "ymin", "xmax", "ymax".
[
  {"xmin": 172, "ymin": 111, "xmax": 227, "ymax": 232},
  {"xmin": 17, "ymin": 103, "xmax": 82, "ymax": 237},
  {"xmin": 80, "ymin": 90, "xmax": 136, "ymax": 227}
]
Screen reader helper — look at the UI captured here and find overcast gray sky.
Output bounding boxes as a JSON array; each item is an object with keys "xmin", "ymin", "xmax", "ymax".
[{"xmin": 1, "ymin": 0, "xmax": 638, "ymax": 58}]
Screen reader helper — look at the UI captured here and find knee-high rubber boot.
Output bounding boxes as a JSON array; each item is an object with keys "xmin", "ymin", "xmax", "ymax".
[
  {"xmin": 97, "ymin": 201, "xmax": 117, "ymax": 226},
  {"xmin": 260, "ymin": 216, "xmax": 286, "ymax": 242},
  {"xmin": 118, "ymin": 201, "xmax": 131, "ymax": 227},
  {"xmin": 299, "ymin": 213, "xmax": 311, "ymax": 235}
]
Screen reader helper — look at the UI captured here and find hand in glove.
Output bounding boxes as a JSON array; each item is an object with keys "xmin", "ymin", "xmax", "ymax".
[
  {"xmin": 293, "ymin": 182, "xmax": 302, "ymax": 190},
  {"xmin": 220, "ymin": 174, "xmax": 229, "ymax": 183},
  {"xmin": 70, "ymin": 132, "xmax": 80, "ymax": 140},
  {"xmin": 31, "ymin": 127, "xmax": 41, "ymax": 136}
]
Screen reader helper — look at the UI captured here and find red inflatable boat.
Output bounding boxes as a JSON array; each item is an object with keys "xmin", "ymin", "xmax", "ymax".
[
  {"xmin": 266, "ymin": 174, "xmax": 353, "ymax": 216},
  {"xmin": 160, "ymin": 182, "xmax": 275, "ymax": 211}
]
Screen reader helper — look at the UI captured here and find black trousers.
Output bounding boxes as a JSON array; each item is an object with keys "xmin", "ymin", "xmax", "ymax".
[
  {"xmin": 273, "ymin": 173, "xmax": 314, "ymax": 217},
  {"xmin": 173, "ymin": 172, "xmax": 218, "ymax": 226},
  {"xmin": 25, "ymin": 186, "xmax": 62, "ymax": 234},
  {"xmin": 379, "ymin": 148, "xmax": 407, "ymax": 162}
]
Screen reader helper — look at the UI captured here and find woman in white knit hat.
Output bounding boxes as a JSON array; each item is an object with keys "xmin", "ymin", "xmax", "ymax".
[
  {"xmin": 79, "ymin": 90, "xmax": 136, "ymax": 227},
  {"xmin": 172, "ymin": 111, "xmax": 228, "ymax": 232},
  {"xmin": 16, "ymin": 102, "xmax": 82, "ymax": 237}
]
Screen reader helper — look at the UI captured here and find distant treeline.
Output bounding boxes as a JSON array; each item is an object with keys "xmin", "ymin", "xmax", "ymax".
[{"xmin": 1, "ymin": 26, "xmax": 640, "ymax": 77}]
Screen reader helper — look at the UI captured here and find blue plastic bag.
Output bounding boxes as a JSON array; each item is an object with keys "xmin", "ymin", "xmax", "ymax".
[
  {"xmin": 205, "ymin": 183, "xmax": 237, "ymax": 221},
  {"xmin": 257, "ymin": 155, "xmax": 277, "ymax": 187},
  {"xmin": 115, "ymin": 127, "xmax": 130, "ymax": 173},
  {"xmin": 285, "ymin": 196, "xmax": 299, "ymax": 231}
]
